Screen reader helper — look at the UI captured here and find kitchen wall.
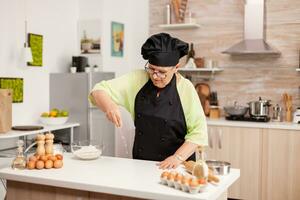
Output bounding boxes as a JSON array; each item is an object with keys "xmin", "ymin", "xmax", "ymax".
[
  {"xmin": 0, "ymin": 0, "xmax": 78, "ymax": 150},
  {"xmin": 149, "ymin": 0, "xmax": 300, "ymax": 111}
]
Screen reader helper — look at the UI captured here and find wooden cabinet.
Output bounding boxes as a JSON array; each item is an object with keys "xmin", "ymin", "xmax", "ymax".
[
  {"xmin": 207, "ymin": 125, "xmax": 263, "ymax": 200},
  {"xmin": 261, "ymin": 129, "xmax": 300, "ymax": 200},
  {"xmin": 207, "ymin": 124, "xmax": 300, "ymax": 200}
]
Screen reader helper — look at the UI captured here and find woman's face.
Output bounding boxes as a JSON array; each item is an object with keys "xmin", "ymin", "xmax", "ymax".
[{"xmin": 145, "ymin": 63, "xmax": 179, "ymax": 88}]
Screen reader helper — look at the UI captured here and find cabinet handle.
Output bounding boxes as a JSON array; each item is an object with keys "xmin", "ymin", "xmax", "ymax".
[
  {"xmin": 208, "ymin": 128, "xmax": 213, "ymax": 149},
  {"xmin": 218, "ymin": 129, "xmax": 222, "ymax": 149}
]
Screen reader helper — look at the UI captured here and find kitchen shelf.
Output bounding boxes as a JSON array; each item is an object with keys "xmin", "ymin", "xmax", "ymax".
[
  {"xmin": 158, "ymin": 23, "xmax": 201, "ymax": 30},
  {"xmin": 178, "ymin": 67, "xmax": 223, "ymax": 72},
  {"xmin": 178, "ymin": 67, "xmax": 224, "ymax": 80}
]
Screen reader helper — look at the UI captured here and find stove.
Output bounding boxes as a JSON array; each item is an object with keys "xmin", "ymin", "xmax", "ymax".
[{"xmin": 225, "ymin": 115, "xmax": 270, "ymax": 122}]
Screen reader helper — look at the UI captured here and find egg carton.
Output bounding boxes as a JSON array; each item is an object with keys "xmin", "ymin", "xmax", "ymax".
[{"xmin": 160, "ymin": 172, "xmax": 208, "ymax": 194}]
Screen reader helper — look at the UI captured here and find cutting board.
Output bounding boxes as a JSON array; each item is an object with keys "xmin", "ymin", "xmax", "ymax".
[{"xmin": 0, "ymin": 89, "xmax": 12, "ymax": 133}]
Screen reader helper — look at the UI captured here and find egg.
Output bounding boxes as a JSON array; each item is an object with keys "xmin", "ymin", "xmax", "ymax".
[
  {"xmin": 34, "ymin": 153, "xmax": 40, "ymax": 160},
  {"xmin": 55, "ymin": 154, "xmax": 63, "ymax": 160},
  {"xmin": 53, "ymin": 160, "xmax": 63, "ymax": 168},
  {"xmin": 181, "ymin": 175, "xmax": 191, "ymax": 185},
  {"xmin": 161, "ymin": 171, "xmax": 169, "ymax": 179},
  {"xmin": 36, "ymin": 160, "xmax": 44, "ymax": 169},
  {"xmin": 29, "ymin": 155, "xmax": 37, "ymax": 162},
  {"xmin": 174, "ymin": 173, "xmax": 183, "ymax": 182},
  {"xmin": 27, "ymin": 161, "xmax": 36, "ymax": 169},
  {"xmin": 167, "ymin": 172, "xmax": 176, "ymax": 181},
  {"xmin": 189, "ymin": 178, "xmax": 200, "ymax": 187},
  {"xmin": 198, "ymin": 178, "xmax": 207, "ymax": 185},
  {"xmin": 49, "ymin": 155, "xmax": 57, "ymax": 162},
  {"xmin": 40, "ymin": 155, "xmax": 48, "ymax": 162},
  {"xmin": 45, "ymin": 160, "xmax": 53, "ymax": 169}
]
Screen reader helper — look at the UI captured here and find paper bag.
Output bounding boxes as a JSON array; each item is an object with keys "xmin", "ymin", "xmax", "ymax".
[{"xmin": 0, "ymin": 89, "xmax": 12, "ymax": 133}]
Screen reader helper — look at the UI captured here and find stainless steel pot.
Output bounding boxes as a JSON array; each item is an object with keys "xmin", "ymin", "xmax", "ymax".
[
  {"xmin": 206, "ymin": 160, "xmax": 231, "ymax": 175},
  {"xmin": 248, "ymin": 97, "xmax": 271, "ymax": 117}
]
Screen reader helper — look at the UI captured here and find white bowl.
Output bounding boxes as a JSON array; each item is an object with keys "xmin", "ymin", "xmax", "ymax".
[
  {"xmin": 40, "ymin": 117, "xmax": 68, "ymax": 125},
  {"xmin": 71, "ymin": 140, "xmax": 103, "ymax": 160}
]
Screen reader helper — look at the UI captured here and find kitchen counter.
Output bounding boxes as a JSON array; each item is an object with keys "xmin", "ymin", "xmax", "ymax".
[
  {"xmin": 207, "ymin": 118, "xmax": 300, "ymax": 130},
  {"xmin": 0, "ymin": 153, "xmax": 240, "ymax": 200}
]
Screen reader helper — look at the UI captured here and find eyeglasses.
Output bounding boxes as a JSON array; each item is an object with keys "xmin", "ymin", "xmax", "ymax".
[{"xmin": 144, "ymin": 63, "xmax": 174, "ymax": 79}]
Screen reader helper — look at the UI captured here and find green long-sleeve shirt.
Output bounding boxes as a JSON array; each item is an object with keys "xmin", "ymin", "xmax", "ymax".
[{"xmin": 89, "ymin": 70, "xmax": 208, "ymax": 146}]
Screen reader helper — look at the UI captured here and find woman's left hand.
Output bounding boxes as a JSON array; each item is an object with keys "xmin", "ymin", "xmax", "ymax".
[{"xmin": 158, "ymin": 155, "xmax": 181, "ymax": 169}]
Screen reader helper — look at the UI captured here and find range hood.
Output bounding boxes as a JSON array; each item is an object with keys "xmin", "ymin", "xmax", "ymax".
[{"xmin": 222, "ymin": 0, "xmax": 280, "ymax": 55}]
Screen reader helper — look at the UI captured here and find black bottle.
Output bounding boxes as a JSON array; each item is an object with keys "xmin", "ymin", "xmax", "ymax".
[{"xmin": 186, "ymin": 43, "xmax": 195, "ymax": 63}]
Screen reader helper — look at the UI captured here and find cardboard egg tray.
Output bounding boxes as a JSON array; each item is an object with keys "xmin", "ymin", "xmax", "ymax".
[{"xmin": 160, "ymin": 173, "xmax": 208, "ymax": 194}]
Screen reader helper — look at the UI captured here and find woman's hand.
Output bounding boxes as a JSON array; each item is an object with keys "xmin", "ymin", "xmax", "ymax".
[
  {"xmin": 105, "ymin": 104, "xmax": 122, "ymax": 127},
  {"xmin": 158, "ymin": 155, "xmax": 182, "ymax": 169},
  {"xmin": 92, "ymin": 90, "xmax": 122, "ymax": 128}
]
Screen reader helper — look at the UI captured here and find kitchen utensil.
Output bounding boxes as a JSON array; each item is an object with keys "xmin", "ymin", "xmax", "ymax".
[
  {"xmin": 224, "ymin": 101, "xmax": 248, "ymax": 117},
  {"xmin": 272, "ymin": 104, "xmax": 282, "ymax": 122},
  {"xmin": 71, "ymin": 140, "xmax": 103, "ymax": 160},
  {"xmin": 206, "ymin": 160, "xmax": 231, "ymax": 175},
  {"xmin": 209, "ymin": 106, "xmax": 220, "ymax": 119},
  {"xmin": 248, "ymin": 97, "xmax": 271, "ymax": 117},
  {"xmin": 293, "ymin": 107, "xmax": 300, "ymax": 123},
  {"xmin": 12, "ymin": 126, "xmax": 44, "ymax": 131},
  {"xmin": 210, "ymin": 91, "xmax": 218, "ymax": 106},
  {"xmin": 0, "ymin": 89, "xmax": 12, "ymax": 133},
  {"xmin": 195, "ymin": 83, "xmax": 211, "ymax": 116}
]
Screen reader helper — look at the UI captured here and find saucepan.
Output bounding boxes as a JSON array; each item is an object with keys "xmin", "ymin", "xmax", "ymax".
[
  {"xmin": 206, "ymin": 160, "xmax": 231, "ymax": 175},
  {"xmin": 224, "ymin": 101, "xmax": 249, "ymax": 117}
]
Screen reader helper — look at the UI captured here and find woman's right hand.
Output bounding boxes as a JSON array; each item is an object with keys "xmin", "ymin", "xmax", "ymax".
[
  {"xmin": 91, "ymin": 90, "xmax": 122, "ymax": 128},
  {"xmin": 105, "ymin": 104, "xmax": 122, "ymax": 128}
]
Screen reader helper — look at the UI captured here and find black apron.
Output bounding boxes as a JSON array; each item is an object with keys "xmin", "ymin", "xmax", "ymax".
[{"xmin": 133, "ymin": 75, "xmax": 195, "ymax": 161}]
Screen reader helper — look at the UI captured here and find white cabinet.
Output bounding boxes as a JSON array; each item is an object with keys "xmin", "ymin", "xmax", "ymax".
[{"xmin": 207, "ymin": 125, "xmax": 262, "ymax": 200}]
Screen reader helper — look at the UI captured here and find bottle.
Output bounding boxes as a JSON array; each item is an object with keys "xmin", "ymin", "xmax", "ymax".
[
  {"xmin": 186, "ymin": 43, "xmax": 195, "ymax": 63},
  {"xmin": 11, "ymin": 140, "xmax": 27, "ymax": 170},
  {"xmin": 164, "ymin": 4, "xmax": 171, "ymax": 24}
]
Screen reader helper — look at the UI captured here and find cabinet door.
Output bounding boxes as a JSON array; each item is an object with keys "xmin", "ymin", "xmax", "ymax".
[
  {"xmin": 262, "ymin": 129, "xmax": 300, "ymax": 200},
  {"xmin": 204, "ymin": 126, "xmax": 219, "ymax": 160},
  {"xmin": 208, "ymin": 125, "xmax": 262, "ymax": 200}
]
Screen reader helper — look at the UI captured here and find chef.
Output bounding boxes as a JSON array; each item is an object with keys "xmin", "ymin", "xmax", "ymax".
[{"xmin": 89, "ymin": 33, "xmax": 207, "ymax": 169}]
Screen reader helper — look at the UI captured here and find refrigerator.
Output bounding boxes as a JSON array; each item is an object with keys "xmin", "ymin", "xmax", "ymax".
[{"xmin": 50, "ymin": 72, "xmax": 115, "ymax": 156}]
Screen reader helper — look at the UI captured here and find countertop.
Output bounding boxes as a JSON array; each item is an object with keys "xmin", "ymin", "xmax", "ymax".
[
  {"xmin": 0, "ymin": 153, "xmax": 240, "ymax": 200},
  {"xmin": 206, "ymin": 118, "xmax": 300, "ymax": 130},
  {"xmin": 0, "ymin": 123, "xmax": 80, "ymax": 139}
]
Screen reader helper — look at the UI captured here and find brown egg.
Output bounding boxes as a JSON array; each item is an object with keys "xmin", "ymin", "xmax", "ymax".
[
  {"xmin": 27, "ymin": 161, "xmax": 36, "ymax": 169},
  {"xmin": 181, "ymin": 176, "xmax": 191, "ymax": 185},
  {"xmin": 189, "ymin": 178, "xmax": 200, "ymax": 187},
  {"xmin": 34, "ymin": 153, "xmax": 40, "ymax": 160},
  {"xmin": 40, "ymin": 155, "xmax": 48, "ymax": 162},
  {"xmin": 45, "ymin": 160, "xmax": 53, "ymax": 169},
  {"xmin": 167, "ymin": 172, "xmax": 176, "ymax": 181},
  {"xmin": 174, "ymin": 173, "xmax": 183, "ymax": 182},
  {"xmin": 29, "ymin": 155, "xmax": 37, "ymax": 162},
  {"xmin": 53, "ymin": 160, "xmax": 63, "ymax": 168},
  {"xmin": 36, "ymin": 160, "xmax": 44, "ymax": 169},
  {"xmin": 49, "ymin": 155, "xmax": 57, "ymax": 162},
  {"xmin": 55, "ymin": 154, "xmax": 63, "ymax": 160},
  {"xmin": 161, "ymin": 171, "xmax": 169, "ymax": 179}
]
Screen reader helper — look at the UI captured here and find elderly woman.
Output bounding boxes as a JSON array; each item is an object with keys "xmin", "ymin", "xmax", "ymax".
[{"xmin": 89, "ymin": 33, "xmax": 207, "ymax": 169}]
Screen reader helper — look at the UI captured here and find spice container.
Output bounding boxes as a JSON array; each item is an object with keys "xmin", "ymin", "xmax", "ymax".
[{"xmin": 11, "ymin": 140, "xmax": 27, "ymax": 170}]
